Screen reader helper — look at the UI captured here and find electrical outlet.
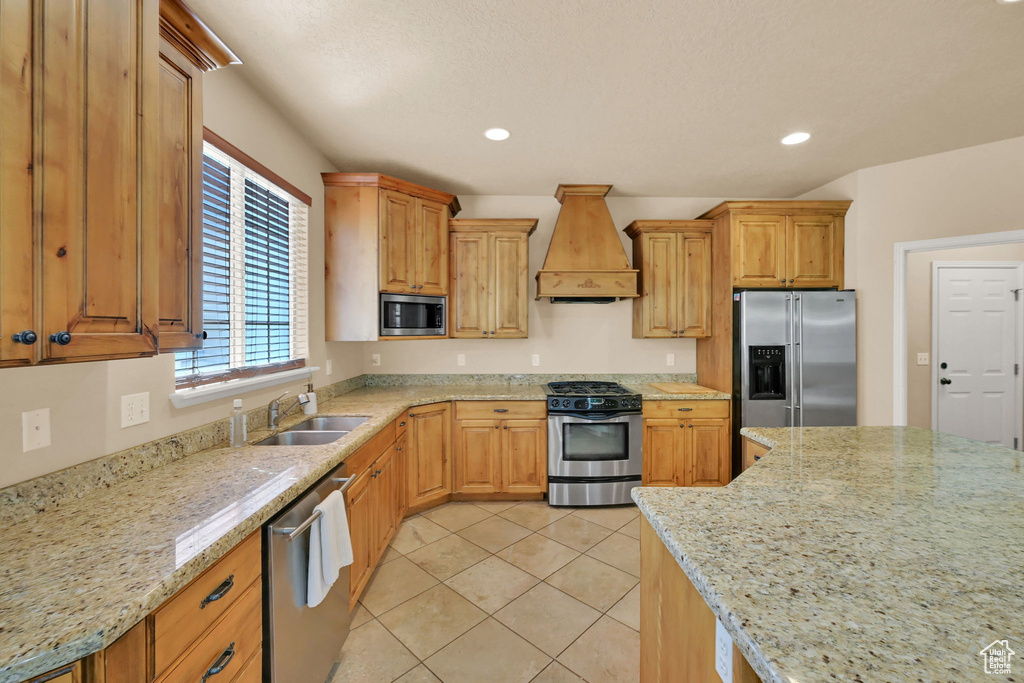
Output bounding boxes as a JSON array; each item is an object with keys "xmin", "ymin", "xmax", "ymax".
[
  {"xmin": 22, "ymin": 408, "xmax": 51, "ymax": 452},
  {"xmin": 457, "ymin": 353, "xmax": 466, "ymax": 367},
  {"xmin": 371, "ymin": 353, "xmax": 381, "ymax": 367},
  {"xmin": 531, "ymin": 354, "xmax": 541, "ymax": 367},
  {"xmin": 121, "ymin": 392, "xmax": 150, "ymax": 428},
  {"xmin": 917, "ymin": 353, "xmax": 929, "ymax": 366},
  {"xmin": 326, "ymin": 359, "xmax": 333, "ymax": 376},
  {"xmin": 666, "ymin": 353, "xmax": 675, "ymax": 367}
]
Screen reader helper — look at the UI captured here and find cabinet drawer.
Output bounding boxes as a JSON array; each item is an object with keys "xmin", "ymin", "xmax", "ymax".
[
  {"xmin": 394, "ymin": 414, "xmax": 409, "ymax": 439},
  {"xmin": 455, "ymin": 401, "xmax": 547, "ymax": 420},
  {"xmin": 345, "ymin": 421, "xmax": 397, "ymax": 476},
  {"xmin": 156, "ymin": 581, "xmax": 262, "ymax": 683},
  {"xmin": 152, "ymin": 533, "xmax": 261, "ymax": 676},
  {"xmin": 643, "ymin": 400, "xmax": 730, "ymax": 419},
  {"xmin": 234, "ymin": 648, "xmax": 262, "ymax": 683}
]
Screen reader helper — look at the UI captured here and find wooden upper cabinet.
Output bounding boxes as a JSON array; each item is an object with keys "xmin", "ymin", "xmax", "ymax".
[
  {"xmin": 417, "ymin": 199, "xmax": 449, "ymax": 295},
  {"xmin": 731, "ymin": 215, "xmax": 786, "ymax": 287},
  {"xmin": 449, "ymin": 219, "xmax": 537, "ymax": 339},
  {"xmin": 786, "ymin": 214, "xmax": 844, "ymax": 287},
  {"xmin": 625, "ymin": 221, "xmax": 712, "ymax": 339},
  {"xmin": 380, "ymin": 189, "xmax": 418, "ymax": 293},
  {"xmin": 0, "ymin": 0, "xmax": 35, "ymax": 367},
  {"xmin": 407, "ymin": 402, "xmax": 452, "ymax": 508}
]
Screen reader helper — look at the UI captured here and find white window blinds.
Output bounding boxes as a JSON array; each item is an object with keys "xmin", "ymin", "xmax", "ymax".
[{"xmin": 175, "ymin": 143, "xmax": 309, "ymax": 388}]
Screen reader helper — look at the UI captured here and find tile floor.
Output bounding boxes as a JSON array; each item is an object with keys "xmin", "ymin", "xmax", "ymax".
[{"xmin": 333, "ymin": 501, "xmax": 642, "ymax": 683}]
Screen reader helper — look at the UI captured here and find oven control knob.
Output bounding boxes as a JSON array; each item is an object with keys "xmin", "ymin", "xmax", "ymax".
[
  {"xmin": 562, "ymin": 399, "xmax": 570, "ymax": 408},
  {"xmin": 550, "ymin": 398, "xmax": 559, "ymax": 408},
  {"xmin": 575, "ymin": 399, "xmax": 587, "ymax": 410}
]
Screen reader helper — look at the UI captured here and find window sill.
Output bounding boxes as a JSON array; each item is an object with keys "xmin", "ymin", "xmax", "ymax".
[{"xmin": 170, "ymin": 366, "xmax": 320, "ymax": 409}]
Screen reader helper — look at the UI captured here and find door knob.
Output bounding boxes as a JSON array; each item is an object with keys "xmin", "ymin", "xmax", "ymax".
[
  {"xmin": 11, "ymin": 330, "xmax": 37, "ymax": 344},
  {"xmin": 50, "ymin": 331, "xmax": 72, "ymax": 345},
  {"xmin": 940, "ymin": 378, "xmax": 952, "ymax": 385}
]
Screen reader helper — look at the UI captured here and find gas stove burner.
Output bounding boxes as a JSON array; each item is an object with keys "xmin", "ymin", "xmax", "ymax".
[{"xmin": 544, "ymin": 381, "xmax": 642, "ymax": 413}]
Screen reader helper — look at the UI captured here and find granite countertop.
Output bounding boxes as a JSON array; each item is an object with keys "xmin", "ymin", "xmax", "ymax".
[
  {"xmin": 631, "ymin": 383, "xmax": 731, "ymax": 401},
  {"xmin": 633, "ymin": 426, "xmax": 1024, "ymax": 683},
  {"xmin": 0, "ymin": 384, "xmax": 549, "ymax": 682}
]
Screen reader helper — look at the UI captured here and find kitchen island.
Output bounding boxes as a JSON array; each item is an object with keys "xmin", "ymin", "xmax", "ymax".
[{"xmin": 634, "ymin": 426, "xmax": 1024, "ymax": 682}]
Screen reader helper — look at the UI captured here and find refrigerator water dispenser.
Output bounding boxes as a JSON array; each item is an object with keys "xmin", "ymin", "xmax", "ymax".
[{"xmin": 749, "ymin": 346, "xmax": 786, "ymax": 400}]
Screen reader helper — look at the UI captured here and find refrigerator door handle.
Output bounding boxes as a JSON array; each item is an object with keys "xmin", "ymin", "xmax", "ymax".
[
  {"xmin": 785, "ymin": 294, "xmax": 794, "ymax": 427},
  {"xmin": 794, "ymin": 293, "xmax": 803, "ymax": 427}
]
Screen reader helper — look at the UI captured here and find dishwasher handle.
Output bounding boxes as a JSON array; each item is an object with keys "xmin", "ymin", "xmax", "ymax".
[{"xmin": 274, "ymin": 476, "xmax": 354, "ymax": 541}]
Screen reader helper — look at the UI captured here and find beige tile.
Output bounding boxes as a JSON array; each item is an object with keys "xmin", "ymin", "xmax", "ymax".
[
  {"xmin": 360, "ymin": 556, "xmax": 439, "ymax": 616},
  {"xmin": 404, "ymin": 534, "xmax": 491, "ymax": 581},
  {"xmin": 378, "ymin": 584, "xmax": 487, "ymax": 659},
  {"xmin": 390, "ymin": 516, "xmax": 451, "ymax": 554},
  {"xmin": 381, "ymin": 545, "xmax": 404, "ymax": 563},
  {"xmin": 444, "ymin": 556, "xmax": 539, "ymax": 613},
  {"xmin": 618, "ymin": 517, "xmax": 642, "ymax": 540},
  {"xmin": 395, "ymin": 665, "xmax": 441, "ymax": 683},
  {"xmin": 537, "ymin": 515, "xmax": 613, "ymax": 552},
  {"xmin": 570, "ymin": 505, "xmax": 639, "ymax": 531},
  {"xmin": 333, "ymin": 620, "xmax": 419, "ymax": 683},
  {"xmin": 424, "ymin": 618, "xmax": 550, "ymax": 683},
  {"xmin": 585, "ymin": 532, "xmax": 641, "ymax": 577},
  {"xmin": 472, "ymin": 500, "xmax": 521, "ymax": 513},
  {"xmin": 350, "ymin": 603, "xmax": 372, "ymax": 629},
  {"xmin": 457, "ymin": 515, "xmax": 532, "ymax": 553},
  {"xmin": 495, "ymin": 534, "xmax": 580, "ymax": 579},
  {"xmin": 545, "ymin": 556, "xmax": 638, "ymax": 612},
  {"xmin": 493, "ymin": 583, "xmax": 600, "ymax": 658},
  {"xmin": 606, "ymin": 584, "xmax": 640, "ymax": 631},
  {"xmin": 558, "ymin": 616, "xmax": 640, "ymax": 683},
  {"xmin": 423, "ymin": 503, "xmax": 493, "ymax": 531},
  {"xmin": 532, "ymin": 662, "xmax": 585, "ymax": 683},
  {"xmin": 497, "ymin": 501, "xmax": 572, "ymax": 531}
]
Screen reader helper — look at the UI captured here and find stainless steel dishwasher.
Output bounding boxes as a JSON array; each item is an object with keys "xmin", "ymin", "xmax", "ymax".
[{"xmin": 266, "ymin": 462, "xmax": 354, "ymax": 683}]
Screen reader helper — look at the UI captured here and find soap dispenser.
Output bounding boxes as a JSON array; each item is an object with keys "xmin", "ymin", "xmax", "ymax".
[
  {"xmin": 230, "ymin": 399, "xmax": 247, "ymax": 447},
  {"xmin": 303, "ymin": 382, "xmax": 318, "ymax": 415}
]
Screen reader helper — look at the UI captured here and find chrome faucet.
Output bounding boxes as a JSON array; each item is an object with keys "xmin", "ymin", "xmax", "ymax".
[{"xmin": 267, "ymin": 390, "xmax": 310, "ymax": 428}]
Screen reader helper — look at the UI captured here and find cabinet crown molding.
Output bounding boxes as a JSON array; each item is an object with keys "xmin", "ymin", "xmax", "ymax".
[
  {"xmin": 698, "ymin": 200, "xmax": 852, "ymax": 220},
  {"xmin": 554, "ymin": 184, "xmax": 612, "ymax": 203},
  {"xmin": 449, "ymin": 218, "xmax": 538, "ymax": 235},
  {"xmin": 159, "ymin": 0, "xmax": 240, "ymax": 71},
  {"xmin": 623, "ymin": 220, "xmax": 714, "ymax": 238},
  {"xmin": 321, "ymin": 173, "xmax": 461, "ymax": 215}
]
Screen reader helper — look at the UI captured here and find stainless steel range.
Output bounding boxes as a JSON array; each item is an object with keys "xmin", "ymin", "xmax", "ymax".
[{"xmin": 546, "ymin": 381, "xmax": 643, "ymax": 506}]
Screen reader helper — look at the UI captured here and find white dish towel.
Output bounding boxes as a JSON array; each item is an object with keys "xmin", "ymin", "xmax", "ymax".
[{"xmin": 306, "ymin": 489, "xmax": 354, "ymax": 608}]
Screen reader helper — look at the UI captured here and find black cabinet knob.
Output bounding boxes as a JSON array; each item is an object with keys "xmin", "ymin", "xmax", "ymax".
[
  {"xmin": 11, "ymin": 330, "xmax": 37, "ymax": 344},
  {"xmin": 940, "ymin": 378, "xmax": 952, "ymax": 385},
  {"xmin": 49, "ymin": 331, "xmax": 72, "ymax": 345}
]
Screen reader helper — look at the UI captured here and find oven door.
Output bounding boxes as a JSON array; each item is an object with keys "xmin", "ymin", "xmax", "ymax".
[{"xmin": 548, "ymin": 413, "xmax": 642, "ymax": 478}]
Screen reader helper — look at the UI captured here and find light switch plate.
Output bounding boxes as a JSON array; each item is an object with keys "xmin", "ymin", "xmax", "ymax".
[
  {"xmin": 22, "ymin": 408, "xmax": 51, "ymax": 452},
  {"xmin": 531, "ymin": 354, "xmax": 541, "ymax": 367},
  {"xmin": 666, "ymin": 353, "xmax": 675, "ymax": 367},
  {"xmin": 457, "ymin": 353, "xmax": 466, "ymax": 366},
  {"xmin": 121, "ymin": 392, "xmax": 150, "ymax": 428},
  {"xmin": 917, "ymin": 353, "xmax": 929, "ymax": 366},
  {"xmin": 371, "ymin": 353, "xmax": 381, "ymax": 367}
]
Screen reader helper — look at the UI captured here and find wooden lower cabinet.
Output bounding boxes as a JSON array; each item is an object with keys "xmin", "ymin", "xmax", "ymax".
[
  {"xmin": 741, "ymin": 436, "xmax": 771, "ymax": 473},
  {"xmin": 502, "ymin": 419, "xmax": 547, "ymax": 493},
  {"xmin": 452, "ymin": 403, "xmax": 547, "ymax": 495},
  {"xmin": 641, "ymin": 518, "xmax": 759, "ymax": 682},
  {"xmin": 407, "ymin": 403, "xmax": 452, "ymax": 508},
  {"xmin": 345, "ymin": 467, "xmax": 375, "ymax": 607},
  {"xmin": 234, "ymin": 648, "xmax": 262, "ymax": 683},
  {"xmin": 24, "ymin": 663, "xmax": 80, "ymax": 683},
  {"xmin": 642, "ymin": 401, "xmax": 731, "ymax": 487},
  {"xmin": 453, "ymin": 419, "xmax": 502, "ymax": 494}
]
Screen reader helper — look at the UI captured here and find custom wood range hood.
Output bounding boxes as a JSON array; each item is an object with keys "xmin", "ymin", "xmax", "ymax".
[{"xmin": 535, "ymin": 184, "xmax": 639, "ymax": 302}]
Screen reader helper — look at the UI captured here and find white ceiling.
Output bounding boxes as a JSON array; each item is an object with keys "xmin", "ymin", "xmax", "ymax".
[{"xmin": 190, "ymin": 0, "xmax": 1024, "ymax": 198}]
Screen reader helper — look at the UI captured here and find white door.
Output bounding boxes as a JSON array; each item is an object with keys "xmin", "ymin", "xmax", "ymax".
[{"xmin": 932, "ymin": 263, "xmax": 1024, "ymax": 448}]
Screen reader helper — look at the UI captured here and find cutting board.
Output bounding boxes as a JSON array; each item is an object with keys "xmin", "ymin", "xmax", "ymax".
[{"xmin": 649, "ymin": 382, "xmax": 720, "ymax": 394}]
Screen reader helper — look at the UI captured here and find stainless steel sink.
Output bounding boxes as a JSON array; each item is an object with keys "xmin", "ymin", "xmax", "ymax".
[
  {"xmin": 287, "ymin": 416, "xmax": 370, "ymax": 432},
  {"xmin": 256, "ymin": 430, "xmax": 349, "ymax": 446}
]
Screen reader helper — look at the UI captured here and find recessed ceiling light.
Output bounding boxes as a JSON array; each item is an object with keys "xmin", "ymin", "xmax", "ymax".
[
  {"xmin": 484, "ymin": 128, "xmax": 510, "ymax": 141},
  {"xmin": 997, "ymin": 0, "xmax": 1022, "ymax": 4},
  {"xmin": 781, "ymin": 132, "xmax": 811, "ymax": 145}
]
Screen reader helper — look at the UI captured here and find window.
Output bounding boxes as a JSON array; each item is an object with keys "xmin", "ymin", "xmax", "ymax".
[{"xmin": 175, "ymin": 141, "xmax": 309, "ymax": 388}]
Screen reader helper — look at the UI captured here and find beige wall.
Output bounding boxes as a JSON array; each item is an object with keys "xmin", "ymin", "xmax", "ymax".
[
  {"xmin": 362, "ymin": 194, "xmax": 726, "ymax": 375},
  {"xmin": 905, "ymin": 244, "xmax": 1024, "ymax": 428},
  {"xmin": 799, "ymin": 135, "xmax": 1024, "ymax": 425},
  {"xmin": 0, "ymin": 68, "xmax": 363, "ymax": 488}
]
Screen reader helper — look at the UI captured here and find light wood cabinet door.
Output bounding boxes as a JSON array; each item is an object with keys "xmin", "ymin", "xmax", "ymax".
[
  {"xmin": 642, "ymin": 419, "xmax": 684, "ymax": 486},
  {"xmin": 683, "ymin": 419, "xmax": 731, "ymax": 487},
  {"xmin": 491, "ymin": 232, "xmax": 529, "ymax": 338},
  {"xmin": 154, "ymin": 39, "xmax": 204, "ymax": 351},
  {"xmin": 638, "ymin": 233, "xmax": 678, "ymax": 338},
  {"xmin": 0, "ymin": 0, "xmax": 36, "ymax": 367},
  {"xmin": 786, "ymin": 214, "xmax": 843, "ymax": 288},
  {"xmin": 453, "ymin": 419, "xmax": 501, "ymax": 494},
  {"xmin": 379, "ymin": 189, "xmax": 418, "ymax": 293},
  {"xmin": 731, "ymin": 215, "xmax": 786, "ymax": 288},
  {"xmin": 395, "ymin": 431, "xmax": 408, "ymax": 518},
  {"xmin": 450, "ymin": 231, "xmax": 490, "ymax": 338},
  {"xmin": 678, "ymin": 232, "xmax": 711, "ymax": 337},
  {"xmin": 24, "ymin": 663, "xmax": 80, "ymax": 683},
  {"xmin": 38, "ymin": 0, "xmax": 159, "ymax": 362},
  {"xmin": 407, "ymin": 403, "xmax": 452, "ymax": 508},
  {"xmin": 373, "ymin": 445, "xmax": 398, "ymax": 557},
  {"xmin": 741, "ymin": 436, "xmax": 771, "ymax": 473},
  {"xmin": 502, "ymin": 419, "xmax": 547, "ymax": 493},
  {"xmin": 417, "ymin": 198, "xmax": 448, "ymax": 295},
  {"xmin": 345, "ymin": 469, "xmax": 374, "ymax": 606}
]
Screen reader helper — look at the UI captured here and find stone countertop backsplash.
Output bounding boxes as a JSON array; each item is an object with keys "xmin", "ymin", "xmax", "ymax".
[
  {"xmin": 633, "ymin": 426, "xmax": 1024, "ymax": 683},
  {"xmin": 0, "ymin": 372, "xmax": 719, "ymax": 682}
]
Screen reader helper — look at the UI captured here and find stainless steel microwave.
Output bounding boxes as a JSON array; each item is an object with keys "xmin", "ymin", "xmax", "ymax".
[{"xmin": 380, "ymin": 293, "xmax": 446, "ymax": 337}]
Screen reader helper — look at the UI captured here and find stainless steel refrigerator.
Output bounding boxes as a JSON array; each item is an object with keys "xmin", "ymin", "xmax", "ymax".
[{"xmin": 734, "ymin": 291, "xmax": 857, "ymax": 446}]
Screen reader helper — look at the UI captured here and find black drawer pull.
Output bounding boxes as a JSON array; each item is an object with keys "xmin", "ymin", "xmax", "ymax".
[
  {"xmin": 408, "ymin": 413, "xmax": 415, "ymax": 418},
  {"xmin": 200, "ymin": 574, "xmax": 234, "ymax": 609},
  {"xmin": 754, "ymin": 455, "xmax": 762, "ymax": 461},
  {"xmin": 201, "ymin": 642, "xmax": 235, "ymax": 682},
  {"xmin": 677, "ymin": 408, "xmax": 693, "ymax": 412},
  {"xmin": 11, "ymin": 330, "xmax": 37, "ymax": 344},
  {"xmin": 399, "ymin": 421, "xmax": 406, "ymax": 427},
  {"xmin": 49, "ymin": 331, "xmax": 72, "ymax": 345},
  {"xmin": 493, "ymin": 408, "xmax": 509, "ymax": 413}
]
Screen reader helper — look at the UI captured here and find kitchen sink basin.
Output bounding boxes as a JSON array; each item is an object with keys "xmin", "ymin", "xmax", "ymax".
[
  {"xmin": 286, "ymin": 416, "xmax": 370, "ymax": 432},
  {"xmin": 256, "ymin": 430, "xmax": 349, "ymax": 447}
]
